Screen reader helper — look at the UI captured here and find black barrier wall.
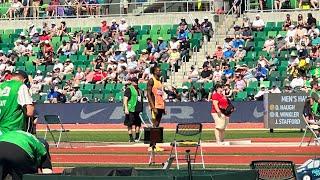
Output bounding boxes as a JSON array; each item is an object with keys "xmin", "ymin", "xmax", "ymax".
[{"xmin": 36, "ymin": 102, "xmax": 264, "ymax": 124}]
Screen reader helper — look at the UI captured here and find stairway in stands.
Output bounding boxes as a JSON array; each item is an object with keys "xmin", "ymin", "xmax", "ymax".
[{"xmin": 166, "ymin": 14, "xmax": 238, "ymax": 88}]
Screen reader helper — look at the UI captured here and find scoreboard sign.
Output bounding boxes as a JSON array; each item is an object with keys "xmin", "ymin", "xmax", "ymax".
[{"xmin": 264, "ymin": 93, "xmax": 307, "ymax": 129}]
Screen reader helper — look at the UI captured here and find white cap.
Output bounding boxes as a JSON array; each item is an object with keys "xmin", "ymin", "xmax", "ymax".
[
  {"xmin": 121, "ymin": 18, "xmax": 126, "ymax": 21},
  {"xmin": 112, "ymin": 19, "xmax": 116, "ymax": 22},
  {"xmin": 51, "ymin": 21, "xmax": 56, "ymax": 25},
  {"xmin": 0, "ymin": 50, "xmax": 3, "ymax": 53},
  {"xmin": 289, "ymin": 24, "xmax": 295, "ymax": 28},
  {"xmin": 16, "ymin": 39, "xmax": 22, "ymax": 43},
  {"xmin": 203, "ymin": 16, "xmax": 208, "ymax": 19},
  {"xmin": 256, "ymin": 14, "xmax": 260, "ymax": 17},
  {"xmin": 36, "ymin": 70, "xmax": 41, "ymax": 74},
  {"xmin": 44, "ymin": 40, "xmax": 49, "ymax": 44},
  {"xmin": 28, "ymin": 22, "xmax": 34, "ymax": 27},
  {"xmin": 20, "ymin": 32, "xmax": 25, "ymax": 36}
]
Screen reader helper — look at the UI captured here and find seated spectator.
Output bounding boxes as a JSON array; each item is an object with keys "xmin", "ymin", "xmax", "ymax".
[
  {"xmin": 257, "ymin": 55, "xmax": 270, "ymax": 68},
  {"xmin": 154, "ymin": 37, "xmax": 169, "ymax": 61},
  {"xmin": 242, "ymin": 17, "xmax": 251, "ymax": 28},
  {"xmin": 252, "ymin": 14, "xmax": 265, "ymax": 31},
  {"xmin": 283, "ymin": 14, "xmax": 292, "ymax": 30},
  {"xmin": 233, "ymin": 25, "xmax": 241, "ymax": 36},
  {"xmin": 255, "ymin": 64, "xmax": 268, "ymax": 80},
  {"xmin": 83, "ymin": 38, "xmax": 94, "ymax": 55},
  {"xmin": 168, "ymin": 48, "xmax": 180, "ymax": 65},
  {"xmin": 101, "ymin": 20, "xmax": 109, "ymax": 34},
  {"xmin": 311, "ymin": 33, "xmax": 320, "ymax": 46},
  {"xmin": 223, "ymin": 64, "xmax": 234, "ymax": 80},
  {"xmin": 213, "ymin": 46, "xmax": 223, "ymax": 59},
  {"xmin": 242, "ymin": 25, "xmax": 253, "ymax": 48},
  {"xmin": 47, "ymin": 86, "xmax": 59, "ymax": 103},
  {"xmin": 13, "ymin": 39, "xmax": 25, "ymax": 56},
  {"xmin": 74, "ymin": 67, "xmax": 85, "ymax": 84},
  {"xmin": 119, "ymin": 18, "xmax": 128, "ymax": 33},
  {"xmin": 212, "ymin": 65, "xmax": 223, "ymax": 83},
  {"xmin": 233, "ymin": 73, "xmax": 246, "ymax": 93},
  {"xmin": 263, "ymin": 36, "xmax": 275, "ymax": 53},
  {"xmin": 28, "ymin": 23, "xmax": 37, "ymax": 38},
  {"xmin": 84, "ymin": 68, "xmax": 94, "ymax": 83},
  {"xmin": 187, "ymin": 65, "xmax": 199, "ymax": 82},
  {"xmin": 288, "ymin": 51, "xmax": 299, "ymax": 67},
  {"xmin": 269, "ymin": 53, "xmax": 279, "ymax": 71},
  {"xmin": 308, "ymin": 25, "xmax": 320, "ymax": 37},
  {"xmin": 297, "ymin": 14, "xmax": 306, "ymax": 27},
  {"xmin": 180, "ymin": 86, "xmax": 189, "ymax": 102},
  {"xmin": 22, "ymin": 40, "xmax": 33, "ymax": 56},
  {"xmin": 118, "ymin": 37, "xmax": 128, "ymax": 52},
  {"xmin": 290, "ymin": 74, "xmax": 304, "ymax": 89},
  {"xmin": 223, "ymin": 46, "xmax": 234, "ymax": 59},
  {"xmin": 198, "ymin": 65, "xmax": 212, "ymax": 83},
  {"xmin": 177, "ymin": 29, "xmax": 188, "ymax": 41},
  {"xmin": 70, "ymin": 85, "xmax": 82, "ymax": 103},
  {"xmin": 146, "ymin": 38, "xmax": 155, "ymax": 53},
  {"xmin": 224, "ymin": 84, "xmax": 233, "ymax": 99},
  {"xmin": 232, "ymin": 35, "xmax": 244, "ymax": 49},
  {"xmin": 307, "ymin": 13, "xmax": 317, "ymax": 28},
  {"xmin": 310, "ymin": 46, "xmax": 320, "ymax": 59},
  {"xmin": 232, "ymin": 45, "xmax": 246, "ymax": 62},
  {"xmin": 254, "ymin": 87, "xmax": 268, "ymax": 100},
  {"xmin": 57, "ymin": 40, "xmax": 70, "ymax": 56},
  {"xmin": 288, "ymin": 63, "xmax": 299, "ymax": 80},
  {"xmin": 169, "ymin": 37, "xmax": 180, "ymax": 52},
  {"xmin": 110, "ymin": 19, "xmax": 119, "ymax": 31},
  {"xmin": 128, "ymin": 27, "xmax": 137, "ymax": 44},
  {"xmin": 30, "ymin": 79, "xmax": 42, "ymax": 95},
  {"xmin": 63, "ymin": 59, "xmax": 74, "ymax": 74},
  {"xmin": 296, "ymin": 25, "xmax": 308, "ymax": 40},
  {"xmin": 92, "ymin": 57, "xmax": 105, "ymax": 71},
  {"xmin": 269, "ymin": 85, "xmax": 281, "ymax": 93}
]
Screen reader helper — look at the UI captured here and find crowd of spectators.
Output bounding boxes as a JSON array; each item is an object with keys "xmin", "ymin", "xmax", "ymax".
[
  {"xmin": 0, "ymin": 16, "xmax": 214, "ymax": 103},
  {"xmin": 183, "ymin": 12, "xmax": 320, "ymax": 102}
]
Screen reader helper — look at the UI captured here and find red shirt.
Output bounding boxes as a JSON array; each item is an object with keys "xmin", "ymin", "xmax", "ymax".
[
  {"xmin": 92, "ymin": 71, "xmax": 107, "ymax": 82},
  {"xmin": 40, "ymin": 35, "xmax": 51, "ymax": 42},
  {"xmin": 101, "ymin": 24, "xmax": 109, "ymax": 33},
  {"xmin": 211, "ymin": 92, "xmax": 228, "ymax": 113}
]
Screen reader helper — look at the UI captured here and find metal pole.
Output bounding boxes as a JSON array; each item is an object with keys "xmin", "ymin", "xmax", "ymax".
[{"xmin": 186, "ymin": 150, "xmax": 192, "ymax": 180}]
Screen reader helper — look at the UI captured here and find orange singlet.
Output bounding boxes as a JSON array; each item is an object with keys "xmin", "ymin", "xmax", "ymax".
[{"xmin": 151, "ymin": 77, "xmax": 165, "ymax": 110}]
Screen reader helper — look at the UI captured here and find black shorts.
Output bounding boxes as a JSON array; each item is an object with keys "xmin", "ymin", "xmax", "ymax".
[
  {"xmin": 0, "ymin": 142, "xmax": 37, "ymax": 180},
  {"xmin": 152, "ymin": 109, "xmax": 165, "ymax": 121},
  {"xmin": 124, "ymin": 112, "xmax": 142, "ymax": 127}
]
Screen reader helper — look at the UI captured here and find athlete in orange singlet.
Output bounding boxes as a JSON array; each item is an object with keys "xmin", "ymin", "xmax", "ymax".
[{"xmin": 147, "ymin": 66, "xmax": 165, "ymax": 128}]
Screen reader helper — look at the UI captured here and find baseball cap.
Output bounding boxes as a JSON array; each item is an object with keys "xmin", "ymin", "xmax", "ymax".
[{"xmin": 13, "ymin": 70, "xmax": 29, "ymax": 83}]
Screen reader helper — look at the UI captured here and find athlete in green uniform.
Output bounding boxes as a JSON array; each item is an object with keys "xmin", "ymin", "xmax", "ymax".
[
  {"xmin": 0, "ymin": 70, "xmax": 34, "ymax": 133},
  {"xmin": 123, "ymin": 77, "xmax": 143, "ymax": 142},
  {"xmin": 0, "ymin": 130, "xmax": 52, "ymax": 180}
]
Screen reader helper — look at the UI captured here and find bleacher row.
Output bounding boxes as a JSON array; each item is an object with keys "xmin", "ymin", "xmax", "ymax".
[{"xmin": 0, "ymin": 23, "xmax": 205, "ymax": 103}]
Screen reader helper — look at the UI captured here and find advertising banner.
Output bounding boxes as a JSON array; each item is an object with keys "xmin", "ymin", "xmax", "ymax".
[
  {"xmin": 36, "ymin": 101, "xmax": 264, "ymax": 124},
  {"xmin": 264, "ymin": 93, "xmax": 307, "ymax": 129}
]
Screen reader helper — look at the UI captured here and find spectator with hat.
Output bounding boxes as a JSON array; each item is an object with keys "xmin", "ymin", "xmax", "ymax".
[
  {"xmin": 0, "ymin": 70, "xmax": 34, "ymax": 133},
  {"xmin": 252, "ymin": 14, "xmax": 265, "ymax": 31}
]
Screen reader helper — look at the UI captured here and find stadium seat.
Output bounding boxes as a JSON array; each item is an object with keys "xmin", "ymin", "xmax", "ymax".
[
  {"xmin": 234, "ymin": 91, "xmax": 248, "ymax": 101},
  {"xmin": 260, "ymin": 81, "xmax": 271, "ymax": 88},
  {"xmin": 138, "ymin": 82, "xmax": 147, "ymax": 91}
]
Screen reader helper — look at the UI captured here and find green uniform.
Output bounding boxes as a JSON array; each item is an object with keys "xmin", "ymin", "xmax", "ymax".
[
  {"xmin": 0, "ymin": 130, "xmax": 47, "ymax": 166},
  {"xmin": 127, "ymin": 85, "xmax": 138, "ymax": 113},
  {"xmin": 310, "ymin": 90, "xmax": 320, "ymax": 117},
  {"xmin": 0, "ymin": 80, "xmax": 26, "ymax": 133}
]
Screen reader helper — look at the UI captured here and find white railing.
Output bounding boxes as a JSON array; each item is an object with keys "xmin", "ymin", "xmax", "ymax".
[
  {"xmin": 244, "ymin": 0, "xmax": 320, "ymax": 12},
  {"xmin": 0, "ymin": 0, "xmax": 214, "ymax": 20}
]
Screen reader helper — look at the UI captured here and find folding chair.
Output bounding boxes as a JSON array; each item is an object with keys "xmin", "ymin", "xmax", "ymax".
[
  {"xmin": 250, "ymin": 160, "xmax": 297, "ymax": 180},
  {"xmin": 299, "ymin": 116, "xmax": 320, "ymax": 146},
  {"xmin": 168, "ymin": 123, "xmax": 205, "ymax": 169},
  {"xmin": 43, "ymin": 115, "xmax": 72, "ymax": 148},
  {"xmin": 138, "ymin": 111, "xmax": 153, "ymax": 142}
]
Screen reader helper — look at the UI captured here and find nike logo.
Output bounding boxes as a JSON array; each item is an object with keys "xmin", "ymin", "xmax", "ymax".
[
  {"xmin": 253, "ymin": 107, "xmax": 264, "ymax": 118},
  {"xmin": 80, "ymin": 108, "xmax": 106, "ymax": 119}
]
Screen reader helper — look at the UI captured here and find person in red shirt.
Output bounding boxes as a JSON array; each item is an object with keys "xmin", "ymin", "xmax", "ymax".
[
  {"xmin": 39, "ymin": 31, "xmax": 51, "ymax": 42},
  {"xmin": 92, "ymin": 68, "xmax": 107, "ymax": 84},
  {"xmin": 211, "ymin": 84, "xmax": 229, "ymax": 145},
  {"xmin": 101, "ymin": 20, "xmax": 109, "ymax": 34}
]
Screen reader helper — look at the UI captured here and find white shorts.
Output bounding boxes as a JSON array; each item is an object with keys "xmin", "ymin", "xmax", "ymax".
[{"xmin": 212, "ymin": 113, "xmax": 229, "ymax": 130}]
